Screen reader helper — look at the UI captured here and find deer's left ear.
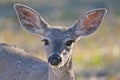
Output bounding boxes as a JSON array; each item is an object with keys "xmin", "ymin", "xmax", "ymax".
[{"xmin": 67, "ymin": 8, "xmax": 107, "ymax": 40}]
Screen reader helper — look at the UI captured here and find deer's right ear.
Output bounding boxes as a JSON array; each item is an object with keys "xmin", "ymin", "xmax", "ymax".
[{"xmin": 14, "ymin": 3, "xmax": 49, "ymax": 36}]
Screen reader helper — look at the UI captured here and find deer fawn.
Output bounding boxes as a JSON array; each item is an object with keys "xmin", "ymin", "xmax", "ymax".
[{"xmin": 0, "ymin": 3, "xmax": 107, "ymax": 80}]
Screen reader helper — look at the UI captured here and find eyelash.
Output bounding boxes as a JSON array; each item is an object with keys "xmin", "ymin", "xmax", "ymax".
[
  {"xmin": 65, "ymin": 40, "xmax": 74, "ymax": 46},
  {"xmin": 42, "ymin": 39, "xmax": 49, "ymax": 46}
]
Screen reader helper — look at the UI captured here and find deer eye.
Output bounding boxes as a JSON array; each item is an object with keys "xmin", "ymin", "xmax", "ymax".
[
  {"xmin": 42, "ymin": 39, "xmax": 49, "ymax": 46},
  {"xmin": 65, "ymin": 40, "xmax": 74, "ymax": 46}
]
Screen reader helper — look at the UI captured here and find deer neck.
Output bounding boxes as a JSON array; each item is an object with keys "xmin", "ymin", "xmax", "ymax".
[{"xmin": 48, "ymin": 55, "xmax": 75, "ymax": 80}]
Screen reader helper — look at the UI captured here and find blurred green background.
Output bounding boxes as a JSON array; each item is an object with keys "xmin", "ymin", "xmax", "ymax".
[{"xmin": 0, "ymin": 0, "xmax": 120, "ymax": 80}]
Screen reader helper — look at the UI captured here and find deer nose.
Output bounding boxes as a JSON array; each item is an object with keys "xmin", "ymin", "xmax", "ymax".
[{"xmin": 48, "ymin": 54, "xmax": 62, "ymax": 65}]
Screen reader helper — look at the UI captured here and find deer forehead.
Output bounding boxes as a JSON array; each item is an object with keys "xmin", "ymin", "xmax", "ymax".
[{"xmin": 43, "ymin": 27, "xmax": 72, "ymax": 41}]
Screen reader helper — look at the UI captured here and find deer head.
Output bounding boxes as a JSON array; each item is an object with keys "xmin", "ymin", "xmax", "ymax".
[{"xmin": 14, "ymin": 4, "xmax": 107, "ymax": 68}]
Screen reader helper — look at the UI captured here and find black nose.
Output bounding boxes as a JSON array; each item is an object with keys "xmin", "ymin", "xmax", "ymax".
[{"xmin": 48, "ymin": 54, "xmax": 62, "ymax": 65}]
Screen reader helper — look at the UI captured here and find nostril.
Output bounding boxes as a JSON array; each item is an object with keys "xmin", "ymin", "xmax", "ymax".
[
  {"xmin": 49, "ymin": 57, "xmax": 59, "ymax": 65},
  {"xmin": 48, "ymin": 54, "xmax": 62, "ymax": 65}
]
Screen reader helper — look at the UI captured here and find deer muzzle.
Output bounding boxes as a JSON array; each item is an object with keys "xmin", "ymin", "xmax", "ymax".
[{"xmin": 48, "ymin": 54, "xmax": 62, "ymax": 66}]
